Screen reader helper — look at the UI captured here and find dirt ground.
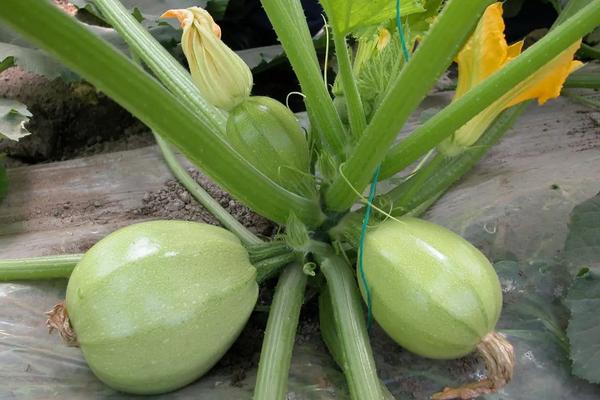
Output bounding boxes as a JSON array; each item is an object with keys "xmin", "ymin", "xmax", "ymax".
[{"xmin": 0, "ymin": 68, "xmax": 154, "ymax": 165}]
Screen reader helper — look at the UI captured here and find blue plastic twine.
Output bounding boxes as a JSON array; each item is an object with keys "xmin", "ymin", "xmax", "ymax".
[
  {"xmin": 396, "ymin": 0, "xmax": 412, "ymax": 62},
  {"xmin": 358, "ymin": 0, "xmax": 411, "ymax": 331}
]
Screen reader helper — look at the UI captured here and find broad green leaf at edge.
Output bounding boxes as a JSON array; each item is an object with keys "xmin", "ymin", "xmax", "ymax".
[
  {"xmin": 321, "ymin": 0, "xmax": 426, "ymax": 35},
  {"xmin": 565, "ymin": 272, "xmax": 600, "ymax": 384},
  {"xmin": 563, "ymin": 193, "xmax": 600, "ymax": 384}
]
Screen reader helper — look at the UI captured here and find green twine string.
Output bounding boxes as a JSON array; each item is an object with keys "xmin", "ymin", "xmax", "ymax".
[
  {"xmin": 358, "ymin": 166, "xmax": 380, "ymax": 331},
  {"xmin": 396, "ymin": 0, "xmax": 412, "ymax": 61},
  {"xmin": 358, "ymin": 0, "xmax": 412, "ymax": 331}
]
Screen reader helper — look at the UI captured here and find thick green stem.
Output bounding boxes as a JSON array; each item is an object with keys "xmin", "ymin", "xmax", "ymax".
[
  {"xmin": 319, "ymin": 254, "xmax": 383, "ymax": 400},
  {"xmin": 563, "ymin": 90, "xmax": 600, "ymax": 109},
  {"xmin": 324, "ymin": 0, "xmax": 495, "ymax": 211},
  {"xmin": 259, "ymin": 0, "xmax": 348, "ymax": 160},
  {"xmin": 319, "ymin": 288, "xmax": 395, "ymax": 400},
  {"xmin": 255, "ymin": 253, "xmax": 298, "ymax": 284},
  {"xmin": 254, "ymin": 261, "xmax": 307, "ymax": 400},
  {"xmin": 93, "ymin": 0, "xmax": 226, "ymax": 133},
  {"xmin": 154, "ymin": 133, "xmax": 261, "ymax": 245},
  {"xmin": 0, "ymin": 251, "xmax": 293, "ymax": 283},
  {"xmin": 0, "ymin": 255, "xmax": 82, "ymax": 281},
  {"xmin": 333, "ymin": 31, "xmax": 367, "ymax": 140},
  {"xmin": 565, "ymin": 73, "xmax": 600, "ymax": 89},
  {"xmin": 0, "ymin": 0, "xmax": 324, "ymax": 227},
  {"xmin": 578, "ymin": 43, "xmax": 600, "ymax": 60},
  {"xmin": 389, "ymin": 152, "xmax": 446, "ymax": 209},
  {"xmin": 379, "ymin": 1, "xmax": 600, "ymax": 179},
  {"xmin": 247, "ymin": 241, "xmax": 291, "ymax": 263},
  {"xmin": 381, "ymin": 105, "xmax": 526, "ymax": 215}
]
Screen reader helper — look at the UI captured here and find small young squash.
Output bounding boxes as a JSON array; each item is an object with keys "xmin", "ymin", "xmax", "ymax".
[
  {"xmin": 226, "ymin": 96, "xmax": 310, "ymax": 192},
  {"xmin": 64, "ymin": 221, "xmax": 258, "ymax": 394},
  {"xmin": 362, "ymin": 218, "xmax": 503, "ymax": 359}
]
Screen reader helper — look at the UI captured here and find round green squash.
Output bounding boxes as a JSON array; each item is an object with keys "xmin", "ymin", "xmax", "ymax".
[
  {"xmin": 65, "ymin": 221, "xmax": 258, "ymax": 394},
  {"xmin": 361, "ymin": 218, "xmax": 503, "ymax": 359},
  {"xmin": 226, "ymin": 96, "xmax": 310, "ymax": 191}
]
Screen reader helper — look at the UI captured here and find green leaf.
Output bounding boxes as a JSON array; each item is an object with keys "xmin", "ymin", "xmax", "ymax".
[
  {"xmin": 205, "ymin": 0, "xmax": 230, "ymax": 20},
  {"xmin": 565, "ymin": 271, "xmax": 600, "ymax": 384},
  {"xmin": 490, "ymin": 260, "xmax": 600, "ymax": 399},
  {"xmin": 0, "ymin": 56, "xmax": 14, "ymax": 73},
  {"xmin": 406, "ymin": 0, "xmax": 442, "ymax": 40},
  {"xmin": 563, "ymin": 194, "xmax": 600, "ymax": 384},
  {"xmin": 564, "ymin": 193, "xmax": 600, "ymax": 274},
  {"xmin": 0, "ymin": 98, "xmax": 31, "ymax": 141},
  {"xmin": 130, "ymin": 7, "xmax": 144, "ymax": 23},
  {"xmin": 321, "ymin": 0, "xmax": 425, "ymax": 35}
]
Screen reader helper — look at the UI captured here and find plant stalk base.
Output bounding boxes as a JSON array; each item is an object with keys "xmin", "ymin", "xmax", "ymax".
[
  {"xmin": 432, "ymin": 331, "xmax": 515, "ymax": 399},
  {"xmin": 46, "ymin": 302, "xmax": 78, "ymax": 347}
]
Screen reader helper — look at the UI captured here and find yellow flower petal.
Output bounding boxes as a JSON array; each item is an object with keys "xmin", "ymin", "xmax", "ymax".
[
  {"xmin": 439, "ymin": 2, "xmax": 582, "ymax": 157},
  {"xmin": 506, "ymin": 41, "xmax": 523, "ymax": 60},
  {"xmin": 377, "ymin": 27, "xmax": 391, "ymax": 51},
  {"xmin": 455, "ymin": 3, "xmax": 508, "ymax": 99},
  {"xmin": 160, "ymin": 9, "xmax": 193, "ymax": 29},
  {"xmin": 161, "ymin": 7, "xmax": 251, "ymax": 110},
  {"xmin": 506, "ymin": 41, "xmax": 583, "ymax": 107}
]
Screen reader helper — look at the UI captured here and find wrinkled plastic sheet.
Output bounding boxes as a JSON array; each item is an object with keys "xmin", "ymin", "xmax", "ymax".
[
  {"xmin": 2, "ymin": 258, "xmax": 600, "ymax": 399},
  {"xmin": 2, "ymin": 229, "xmax": 600, "ymax": 399}
]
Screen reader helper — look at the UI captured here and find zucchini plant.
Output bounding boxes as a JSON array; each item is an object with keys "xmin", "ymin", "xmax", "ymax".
[{"xmin": 0, "ymin": 0, "xmax": 598, "ymax": 399}]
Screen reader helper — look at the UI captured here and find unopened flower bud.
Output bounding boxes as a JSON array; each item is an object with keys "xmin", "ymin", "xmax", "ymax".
[{"xmin": 161, "ymin": 7, "xmax": 253, "ymax": 111}]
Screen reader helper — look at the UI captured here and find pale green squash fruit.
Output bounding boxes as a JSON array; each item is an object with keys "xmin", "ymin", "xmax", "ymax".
[
  {"xmin": 361, "ymin": 218, "xmax": 502, "ymax": 359},
  {"xmin": 226, "ymin": 96, "xmax": 310, "ymax": 191},
  {"xmin": 65, "ymin": 221, "xmax": 258, "ymax": 394}
]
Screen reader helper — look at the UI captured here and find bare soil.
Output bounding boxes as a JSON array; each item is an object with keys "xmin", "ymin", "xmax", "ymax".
[
  {"xmin": 0, "ymin": 68, "xmax": 154, "ymax": 165},
  {"xmin": 53, "ymin": 0, "xmax": 77, "ymax": 15},
  {"xmin": 132, "ymin": 168, "xmax": 275, "ymax": 237}
]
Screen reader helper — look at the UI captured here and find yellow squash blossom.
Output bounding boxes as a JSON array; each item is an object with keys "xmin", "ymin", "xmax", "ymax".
[
  {"xmin": 438, "ymin": 2, "xmax": 582, "ymax": 157},
  {"xmin": 161, "ymin": 7, "xmax": 252, "ymax": 111}
]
